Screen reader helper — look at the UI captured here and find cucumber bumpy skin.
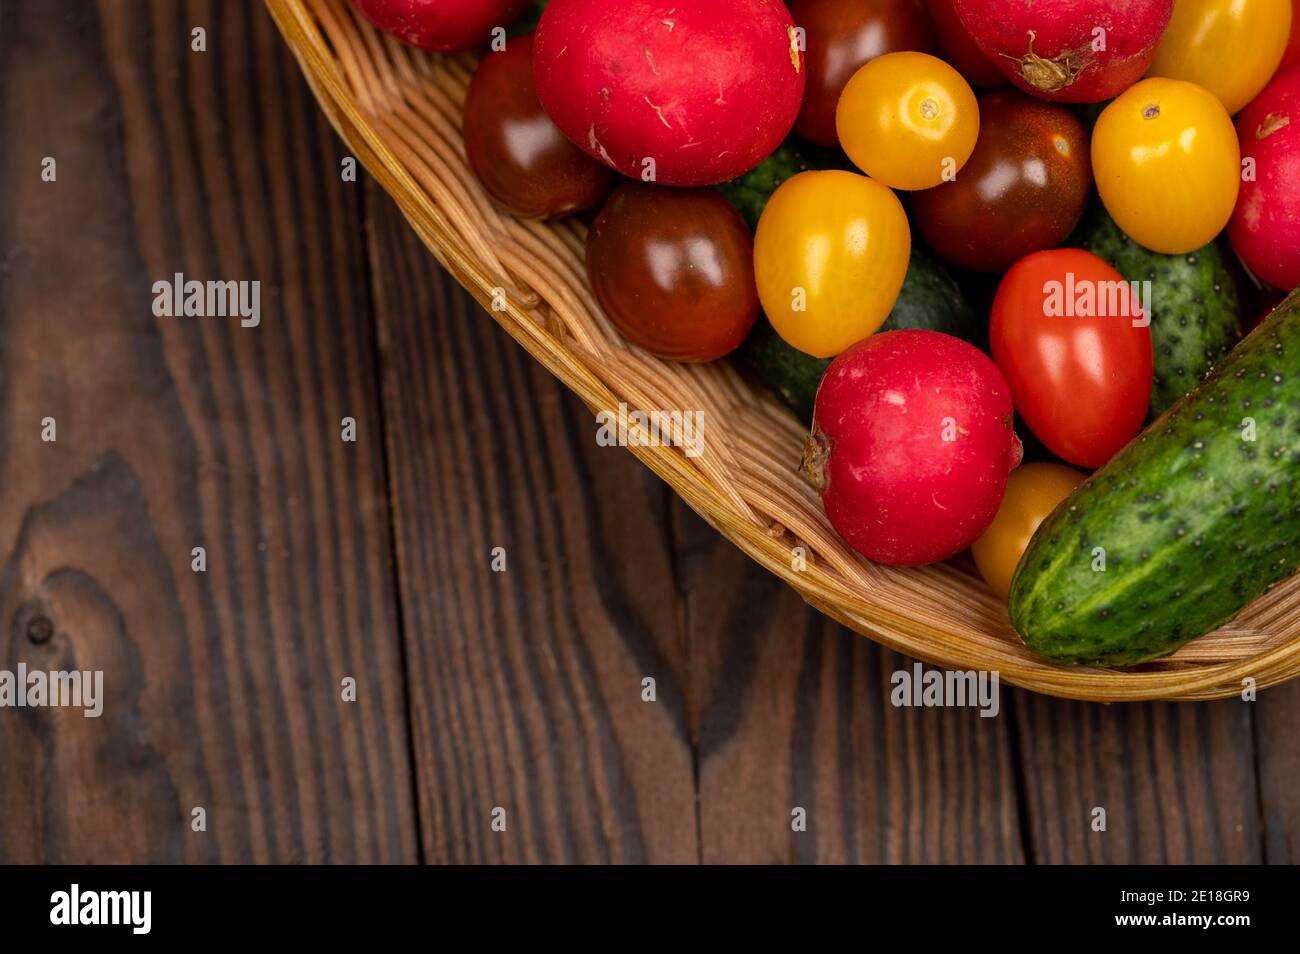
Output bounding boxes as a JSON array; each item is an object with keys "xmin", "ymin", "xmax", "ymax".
[
  {"xmin": 1074, "ymin": 204, "xmax": 1244, "ymax": 419},
  {"xmin": 1009, "ymin": 290, "xmax": 1300, "ymax": 666},
  {"xmin": 742, "ymin": 246, "xmax": 979, "ymax": 423}
]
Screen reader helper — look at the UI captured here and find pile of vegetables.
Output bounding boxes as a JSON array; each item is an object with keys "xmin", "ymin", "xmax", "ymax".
[{"xmin": 356, "ymin": 0, "xmax": 1300, "ymax": 668}]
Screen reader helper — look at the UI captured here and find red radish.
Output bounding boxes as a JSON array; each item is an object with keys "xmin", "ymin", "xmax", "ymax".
[
  {"xmin": 533, "ymin": 0, "xmax": 806, "ymax": 186},
  {"xmin": 951, "ymin": 0, "xmax": 1174, "ymax": 103},
  {"xmin": 349, "ymin": 0, "xmax": 532, "ymax": 52},
  {"xmin": 1284, "ymin": 2, "xmax": 1300, "ymax": 73},
  {"xmin": 1230, "ymin": 67, "xmax": 1300, "ymax": 293},
  {"xmin": 926, "ymin": 0, "xmax": 1006, "ymax": 90},
  {"xmin": 802, "ymin": 330, "xmax": 1023, "ymax": 566}
]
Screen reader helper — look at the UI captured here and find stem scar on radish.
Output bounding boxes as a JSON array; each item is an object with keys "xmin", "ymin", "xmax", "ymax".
[
  {"xmin": 1000, "ymin": 30, "xmax": 1089, "ymax": 95},
  {"xmin": 952, "ymin": 0, "xmax": 1174, "ymax": 103}
]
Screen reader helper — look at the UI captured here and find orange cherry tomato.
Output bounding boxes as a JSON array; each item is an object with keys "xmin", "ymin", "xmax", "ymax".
[
  {"xmin": 1148, "ymin": 0, "xmax": 1293, "ymax": 115},
  {"xmin": 790, "ymin": 0, "xmax": 936, "ymax": 148},
  {"xmin": 754, "ymin": 170, "xmax": 911, "ymax": 357},
  {"xmin": 972, "ymin": 463, "xmax": 1086, "ymax": 600},
  {"xmin": 836, "ymin": 51, "xmax": 980, "ymax": 190},
  {"xmin": 1091, "ymin": 78, "xmax": 1240, "ymax": 255}
]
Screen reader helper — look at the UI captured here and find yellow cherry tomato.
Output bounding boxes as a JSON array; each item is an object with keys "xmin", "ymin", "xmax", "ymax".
[
  {"xmin": 836, "ymin": 51, "xmax": 980, "ymax": 191},
  {"xmin": 1091, "ymin": 78, "xmax": 1240, "ymax": 255},
  {"xmin": 972, "ymin": 463, "xmax": 1086, "ymax": 601},
  {"xmin": 1148, "ymin": 0, "xmax": 1293, "ymax": 115},
  {"xmin": 754, "ymin": 170, "xmax": 910, "ymax": 358}
]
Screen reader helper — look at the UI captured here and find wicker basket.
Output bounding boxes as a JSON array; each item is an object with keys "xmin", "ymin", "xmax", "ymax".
[{"xmin": 266, "ymin": 0, "xmax": 1300, "ymax": 701}]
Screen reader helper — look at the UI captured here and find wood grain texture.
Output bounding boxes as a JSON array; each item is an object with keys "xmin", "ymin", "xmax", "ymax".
[
  {"xmin": 2, "ymin": 0, "xmax": 1298, "ymax": 867},
  {"xmin": 0, "ymin": 0, "xmax": 416, "ymax": 862},
  {"xmin": 365, "ymin": 183, "xmax": 698, "ymax": 863},
  {"xmin": 1011, "ymin": 696, "xmax": 1261, "ymax": 863},
  {"xmin": 676, "ymin": 508, "xmax": 1026, "ymax": 864},
  {"xmin": 1254, "ymin": 681, "xmax": 1300, "ymax": 863}
]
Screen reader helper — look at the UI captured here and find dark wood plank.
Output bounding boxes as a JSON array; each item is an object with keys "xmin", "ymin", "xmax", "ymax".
[
  {"xmin": 677, "ymin": 508, "xmax": 1026, "ymax": 864},
  {"xmin": 1249, "ymin": 682, "xmax": 1300, "ymax": 863},
  {"xmin": 1011, "ymin": 696, "xmax": 1262, "ymax": 863},
  {"xmin": 365, "ymin": 186, "xmax": 698, "ymax": 862},
  {"xmin": 0, "ymin": 0, "xmax": 416, "ymax": 862}
]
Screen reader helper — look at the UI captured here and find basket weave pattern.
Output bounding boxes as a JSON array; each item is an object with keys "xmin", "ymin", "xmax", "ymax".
[{"xmin": 266, "ymin": 0, "xmax": 1300, "ymax": 701}]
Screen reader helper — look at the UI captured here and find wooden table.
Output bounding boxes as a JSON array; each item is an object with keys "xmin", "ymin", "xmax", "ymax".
[{"xmin": 0, "ymin": 0, "xmax": 1294, "ymax": 865}]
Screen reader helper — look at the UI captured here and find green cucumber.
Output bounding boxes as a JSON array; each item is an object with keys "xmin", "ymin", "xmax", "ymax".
[
  {"xmin": 724, "ymin": 143, "xmax": 978, "ymax": 424},
  {"xmin": 744, "ymin": 325, "xmax": 826, "ymax": 425},
  {"xmin": 1009, "ymin": 290, "xmax": 1300, "ymax": 666},
  {"xmin": 742, "ymin": 245, "xmax": 981, "ymax": 423},
  {"xmin": 511, "ymin": 0, "xmax": 549, "ymax": 35},
  {"xmin": 716, "ymin": 140, "xmax": 847, "ymax": 230},
  {"xmin": 1073, "ymin": 203, "xmax": 1245, "ymax": 418}
]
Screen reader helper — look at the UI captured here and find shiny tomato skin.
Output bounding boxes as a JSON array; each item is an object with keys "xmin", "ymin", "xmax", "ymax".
[
  {"xmin": 971, "ymin": 462, "xmax": 1086, "ymax": 600},
  {"xmin": 463, "ymin": 35, "xmax": 617, "ymax": 219},
  {"xmin": 755, "ymin": 170, "xmax": 911, "ymax": 358},
  {"xmin": 586, "ymin": 183, "xmax": 759, "ymax": 362},
  {"xmin": 1091, "ymin": 78, "xmax": 1240, "ymax": 255},
  {"xmin": 790, "ymin": 0, "xmax": 934, "ymax": 147},
  {"xmin": 912, "ymin": 91, "xmax": 1090, "ymax": 273},
  {"xmin": 836, "ymin": 51, "xmax": 980, "ymax": 190},
  {"xmin": 990, "ymin": 249, "xmax": 1154, "ymax": 469},
  {"xmin": 1148, "ymin": 0, "xmax": 1293, "ymax": 115}
]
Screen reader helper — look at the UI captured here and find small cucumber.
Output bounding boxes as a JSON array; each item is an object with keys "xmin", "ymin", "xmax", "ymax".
[
  {"xmin": 742, "ymin": 245, "xmax": 980, "ymax": 423},
  {"xmin": 744, "ymin": 324, "xmax": 826, "ymax": 425},
  {"xmin": 1009, "ymin": 290, "xmax": 1300, "ymax": 666},
  {"xmin": 511, "ymin": 0, "xmax": 549, "ymax": 34},
  {"xmin": 1073, "ymin": 203, "xmax": 1245, "ymax": 418},
  {"xmin": 716, "ymin": 140, "xmax": 847, "ymax": 230}
]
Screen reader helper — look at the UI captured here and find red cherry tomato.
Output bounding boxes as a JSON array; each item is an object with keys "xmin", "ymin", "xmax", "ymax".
[{"xmin": 990, "ymin": 249, "xmax": 1153, "ymax": 469}]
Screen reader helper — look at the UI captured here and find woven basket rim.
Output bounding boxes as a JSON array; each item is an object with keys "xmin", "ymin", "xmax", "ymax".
[{"xmin": 264, "ymin": 0, "xmax": 1300, "ymax": 702}]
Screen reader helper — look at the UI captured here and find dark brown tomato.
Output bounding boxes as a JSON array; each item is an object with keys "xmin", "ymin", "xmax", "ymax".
[
  {"xmin": 912, "ymin": 91, "xmax": 1091, "ymax": 273},
  {"xmin": 586, "ymin": 183, "xmax": 759, "ymax": 363},
  {"xmin": 463, "ymin": 34, "xmax": 616, "ymax": 220},
  {"xmin": 790, "ymin": 0, "xmax": 934, "ymax": 147}
]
